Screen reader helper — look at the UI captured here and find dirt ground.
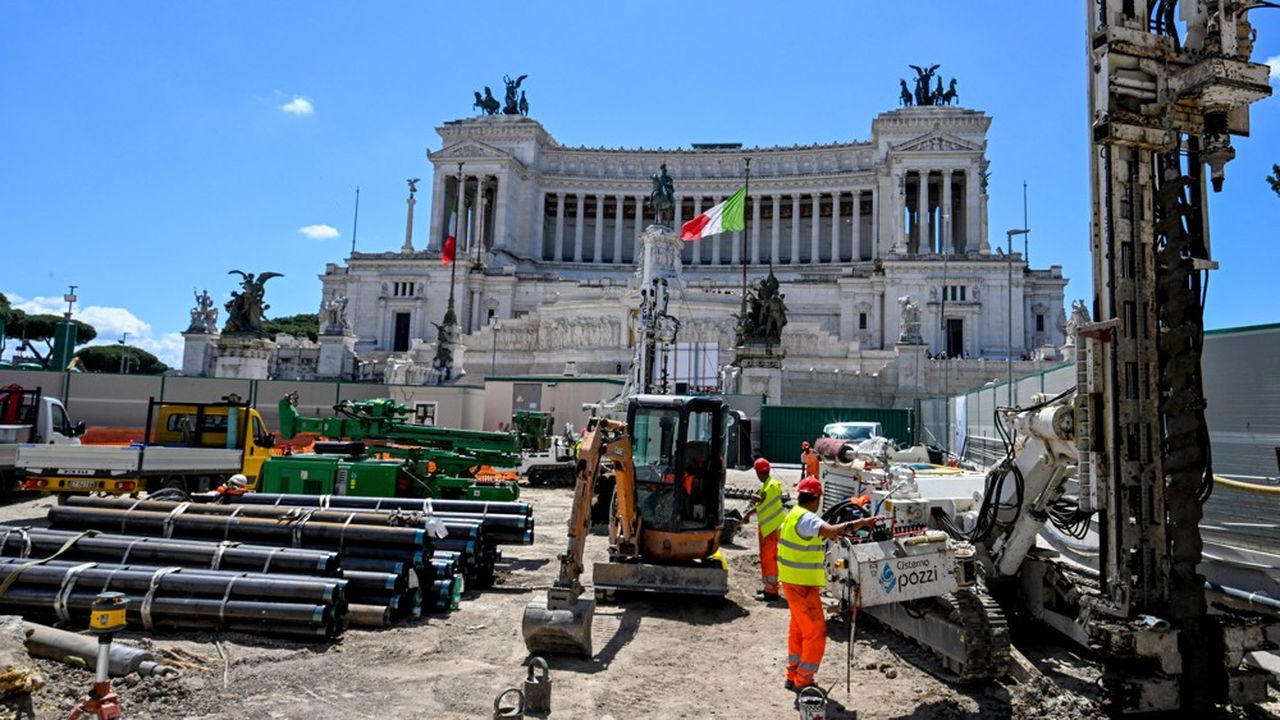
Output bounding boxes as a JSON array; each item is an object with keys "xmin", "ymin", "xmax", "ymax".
[{"xmin": 1, "ymin": 472, "xmax": 1277, "ymax": 720}]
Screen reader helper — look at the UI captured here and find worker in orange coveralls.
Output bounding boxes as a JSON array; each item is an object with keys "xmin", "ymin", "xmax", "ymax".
[
  {"xmin": 800, "ymin": 441, "xmax": 820, "ymax": 479},
  {"xmin": 741, "ymin": 457, "xmax": 784, "ymax": 601},
  {"xmin": 779, "ymin": 476, "xmax": 877, "ymax": 692}
]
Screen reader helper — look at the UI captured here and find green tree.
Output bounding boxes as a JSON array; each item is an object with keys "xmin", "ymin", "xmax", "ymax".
[
  {"xmin": 74, "ymin": 344, "xmax": 168, "ymax": 375},
  {"xmin": 261, "ymin": 313, "xmax": 319, "ymax": 342},
  {"xmin": 2, "ymin": 312, "xmax": 96, "ymax": 365},
  {"xmin": 1268, "ymin": 164, "xmax": 1280, "ymax": 197}
]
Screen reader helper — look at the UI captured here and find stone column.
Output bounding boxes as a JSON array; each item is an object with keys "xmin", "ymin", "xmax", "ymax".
[
  {"xmin": 573, "ymin": 192, "xmax": 585, "ymax": 263},
  {"xmin": 530, "ymin": 188, "xmax": 544, "ymax": 258},
  {"xmin": 457, "ymin": 176, "xmax": 470, "ymax": 259},
  {"xmin": 691, "ymin": 196, "xmax": 703, "ymax": 265},
  {"xmin": 790, "ymin": 194, "xmax": 801, "ymax": 264},
  {"xmin": 916, "ymin": 170, "xmax": 929, "ymax": 254},
  {"xmin": 613, "ymin": 194, "xmax": 625, "ymax": 264},
  {"xmin": 887, "ymin": 170, "xmax": 906, "ymax": 255},
  {"xmin": 941, "ymin": 170, "xmax": 953, "ymax": 254},
  {"xmin": 634, "ymin": 194, "xmax": 645, "ymax": 260},
  {"xmin": 851, "ymin": 190, "xmax": 862, "ymax": 262},
  {"xmin": 810, "ymin": 193, "xmax": 821, "ymax": 263},
  {"xmin": 711, "ymin": 195, "xmax": 722, "ymax": 265},
  {"xmin": 771, "ymin": 195, "xmax": 781, "ymax": 264},
  {"xmin": 965, "ymin": 165, "xmax": 981, "ymax": 254},
  {"xmin": 830, "ymin": 191, "xmax": 841, "ymax": 263},
  {"xmin": 870, "ymin": 188, "xmax": 879, "ymax": 260},
  {"xmin": 750, "ymin": 195, "xmax": 761, "ymax": 264},
  {"xmin": 428, "ymin": 170, "xmax": 445, "ymax": 255},
  {"xmin": 673, "ymin": 193, "xmax": 683, "ymax": 232},
  {"xmin": 592, "ymin": 194, "xmax": 604, "ymax": 263},
  {"xmin": 731, "ymin": 198, "xmax": 742, "ymax": 266},
  {"xmin": 473, "ymin": 178, "xmax": 486, "ymax": 261},
  {"xmin": 554, "ymin": 192, "xmax": 566, "ymax": 261}
]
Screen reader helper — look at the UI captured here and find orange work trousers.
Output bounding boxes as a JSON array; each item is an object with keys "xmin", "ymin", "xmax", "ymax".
[
  {"xmin": 782, "ymin": 582, "xmax": 826, "ymax": 688},
  {"xmin": 758, "ymin": 530, "xmax": 779, "ymax": 595}
]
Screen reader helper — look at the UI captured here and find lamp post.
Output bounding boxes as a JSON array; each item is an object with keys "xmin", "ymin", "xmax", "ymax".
[
  {"xmin": 490, "ymin": 322, "xmax": 500, "ymax": 375},
  {"xmin": 942, "ymin": 211, "xmax": 950, "ymax": 453},
  {"xmin": 1005, "ymin": 228, "xmax": 1030, "ymax": 406},
  {"xmin": 118, "ymin": 333, "xmax": 129, "ymax": 374}
]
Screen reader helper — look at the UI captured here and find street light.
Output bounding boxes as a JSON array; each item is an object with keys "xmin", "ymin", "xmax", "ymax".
[
  {"xmin": 118, "ymin": 332, "xmax": 129, "ymax": 374},
  {"xmin": 1005, "ymin": 228, "xmax": 1031, "ymax": 406},
  {"xmin": 490, "ymin": 322, "xmax": 501, "ymax": 375}
]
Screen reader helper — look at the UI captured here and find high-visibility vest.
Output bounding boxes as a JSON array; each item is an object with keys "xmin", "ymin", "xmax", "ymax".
[
  {"xmin": 778, "ymin": 505, "xmax": 826, "ymax": 586},
  {"xmin": 755, "ymin": 476, "xmax": 785, "ymax": 536}
]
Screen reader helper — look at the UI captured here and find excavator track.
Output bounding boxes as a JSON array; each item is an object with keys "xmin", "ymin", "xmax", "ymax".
[{"xmin": 862, "ymin": 587, "xmax": 1011, "ymax": 683}]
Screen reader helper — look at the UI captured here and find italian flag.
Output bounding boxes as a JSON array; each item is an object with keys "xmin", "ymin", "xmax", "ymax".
[
  {"xmin": 441, "ymin": 201, "xmax": 457, "ymax": 265},
  {"xmin": 680, "ymin": 186, "xmax": 746, "ymax": 241}
]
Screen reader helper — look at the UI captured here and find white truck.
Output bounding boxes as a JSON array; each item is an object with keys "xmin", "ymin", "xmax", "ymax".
[{"xmin": 0, "ymin": 385, "xmax": 84, "ymax": 490}]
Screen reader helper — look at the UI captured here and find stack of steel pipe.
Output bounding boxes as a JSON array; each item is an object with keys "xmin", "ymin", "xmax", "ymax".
[
  {"xmin": 61, "ymin": 497, "xmax": 483, "ymax": 593},
  {"xmin": 225, "ymin": 492, "xmax": 534, "ymax": 588},
  {"xmin": 213, "ymin": 499, "xmax": 509, "ymax": 588},
  {"xmin": 44, "ymin": 503, "xmax": 434, "ymax": 625},
  {"xmin": 0, "ymin": 557, "xmax": 344, "ymax": 639},
  {"xmin": 0, "ymin": 525, "xmax": 414, "ymax": 628},
  {"xmin": 228, "ymin": 493, "xmax": 535, "ymax": 544}
]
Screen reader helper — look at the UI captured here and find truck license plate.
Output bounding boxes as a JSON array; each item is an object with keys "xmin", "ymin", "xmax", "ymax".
[
  {"xmin": 66, "ymin": 480, "xmax": 99, "ymax": 489},
  {"xmin": 56, "ymin": 469, "xmax": 96, "ymax": 476}
]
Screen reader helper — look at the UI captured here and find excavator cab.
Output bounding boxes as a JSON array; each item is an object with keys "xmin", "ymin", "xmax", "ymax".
[{"xmin": 628, "ymin": 395, "xmax": 725, "ymax": 535}]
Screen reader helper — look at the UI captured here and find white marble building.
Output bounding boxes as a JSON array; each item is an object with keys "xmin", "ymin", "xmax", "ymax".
[{"xmin": 314, "ymin": 103, "xmax": 1067, "ymax": 403}]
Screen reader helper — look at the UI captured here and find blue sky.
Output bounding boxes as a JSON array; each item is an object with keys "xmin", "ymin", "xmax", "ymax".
[{"xmin": 2, "ymin": 2, "xmax": 1279, "ymax": 366}]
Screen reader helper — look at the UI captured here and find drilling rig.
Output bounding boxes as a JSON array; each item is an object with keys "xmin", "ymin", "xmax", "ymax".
[
  {"xmin": 1078, "ymin": 0, "xmax": 1274, "ymax": 710},
  {"xmin": 815, "ymin": 2, "xmax": 1276, "ymax": 713}
]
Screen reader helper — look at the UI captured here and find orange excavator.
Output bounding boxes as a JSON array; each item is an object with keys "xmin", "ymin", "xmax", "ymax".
[{"xmin": 522, "ymin": 394, "xmax": 728, "ymax": 656}]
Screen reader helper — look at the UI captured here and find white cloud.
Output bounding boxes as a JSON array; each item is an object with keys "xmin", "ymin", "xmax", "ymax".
[
  {"xmin": 279, "ymin": 96, "xmax": 314, "ymax": 115},
  {"xmin": 1267, "ymin": 55, "xmax": 1280, "ymax": 83},
  {"xmin": 3, "ymin": 293, "xmax": 183, "ymax": 368},
  {"xmin": 298, "ymin": 224, "xmax": 339, "ymax": 240}
]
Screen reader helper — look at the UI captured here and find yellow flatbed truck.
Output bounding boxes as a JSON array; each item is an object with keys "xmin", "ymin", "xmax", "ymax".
[{"xmin": 18, "ymin": 397, "xmax": 275, "ymax": 496}]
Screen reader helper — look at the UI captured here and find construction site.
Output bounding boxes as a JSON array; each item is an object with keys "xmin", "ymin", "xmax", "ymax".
[{"xmin": 0, "ymin": 1, "xmax": 1278, "ymax": 718}]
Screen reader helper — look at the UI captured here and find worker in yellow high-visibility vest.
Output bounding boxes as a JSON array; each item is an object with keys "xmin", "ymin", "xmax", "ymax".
[
  {"xmin": 741, "ymin": 457, "xmax": 784, "ymax": 601},
  {"xmin": 778, "ymin": 476, "xmax": 877, "ymax": 692}
]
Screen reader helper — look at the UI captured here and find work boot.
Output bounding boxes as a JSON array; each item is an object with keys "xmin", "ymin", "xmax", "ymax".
[
  {"xmin": 784, "ymin": 680, "xmax": 795, "ymax": 692},
  {"xmin": 755, "ymin": 591, "xmax": 780, "ymax": 602}
]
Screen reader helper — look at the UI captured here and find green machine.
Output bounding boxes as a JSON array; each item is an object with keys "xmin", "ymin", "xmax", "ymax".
[{"xmin": 260, "ymin": 393, "xmax": 520, "ymax": 501}]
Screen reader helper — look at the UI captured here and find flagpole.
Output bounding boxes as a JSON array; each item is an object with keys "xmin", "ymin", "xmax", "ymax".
[
  {"xmin": 741, "ymin": 157, "xmax": 751, "ymax": 315},
  {"xmin": 349, "ymin": 186, "xmax": 360, "ymax": 257},
  {"xmin": 440, "ymin": 161, "xmax": 464, "ymax": 380}
]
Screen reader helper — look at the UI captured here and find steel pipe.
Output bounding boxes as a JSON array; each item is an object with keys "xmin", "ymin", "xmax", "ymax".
[{"xmin": 0, "ymin": 525, "xmax": 340, "ymax": 576}]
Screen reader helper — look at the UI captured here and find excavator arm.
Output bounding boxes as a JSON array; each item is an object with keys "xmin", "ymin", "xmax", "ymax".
[
  {"xmin": 523, "ymin": 417, "xmax": 639, "ymax": 657},
  {"xmin": 550, "ymin": 418, "xmax": 637, "ymax": 595}
]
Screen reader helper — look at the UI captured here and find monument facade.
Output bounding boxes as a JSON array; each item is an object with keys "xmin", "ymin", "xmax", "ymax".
[{"xmin": 187, "ymin": 76, "xmax": 1069, "ymax": 403}]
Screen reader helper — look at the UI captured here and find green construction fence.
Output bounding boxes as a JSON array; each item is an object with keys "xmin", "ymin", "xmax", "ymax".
[{"xmin": 759, "ymin": 405, "xmax": 914, "ymax": 462}]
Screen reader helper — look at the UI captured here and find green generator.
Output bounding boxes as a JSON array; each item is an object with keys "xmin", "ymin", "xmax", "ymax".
[{"xmin": 257, "ymin": 455, "xmax": 403, "ymax": 497}]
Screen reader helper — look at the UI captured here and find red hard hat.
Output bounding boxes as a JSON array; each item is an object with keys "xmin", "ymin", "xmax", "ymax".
[
  {"xmin": 802, "ymin": 441, "xmax": 810, "ymax": 450},
  {"xmin": 797, "ymin": 476, "xmax": 822, "ymax": 495},
  {"xmin": 753, "ymin": 458, "xmax": 771, "ymax": 473}
]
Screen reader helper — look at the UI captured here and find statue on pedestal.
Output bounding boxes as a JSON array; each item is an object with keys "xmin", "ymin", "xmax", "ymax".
[
  {"xmin": 901, "ymin": 65, "xmax": 960, "ymax": 108},
  {"xmin": 502, "ymin": 74, "xmax": 528, "ymax": 115},
  {"xmin": 223, "ymin": 270, "xmax": 283, "ymax": 336},
  {"xmin": 649, "ymin": 163, "xmax": 675, "ymax": 226},
  {"xmin": 898, "ymin": 295, "xmax": 923, "ymax": 344},
  {"xmin": 187, "ymin": 289, "xmax": 219, "ymax": 334},
  {"xmin": 321, "ymin": 295, "xmax": 349, "ymax": 335},
  {"xmin": 473, "ymin": 87, "xmax": 499, "ymax": 115},
  {"xmin": 1064, "ymin": 299, "xmax": 1091, "ymax": 346},
  {"xmin": 734, "ymin": 271, "xmax": 788, "ymax": 346}
]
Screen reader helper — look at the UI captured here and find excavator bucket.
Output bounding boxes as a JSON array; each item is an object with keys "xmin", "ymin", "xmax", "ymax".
[{"xmin": 522, "ymin": 594, "xmax": 596, "ymax": 657}]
